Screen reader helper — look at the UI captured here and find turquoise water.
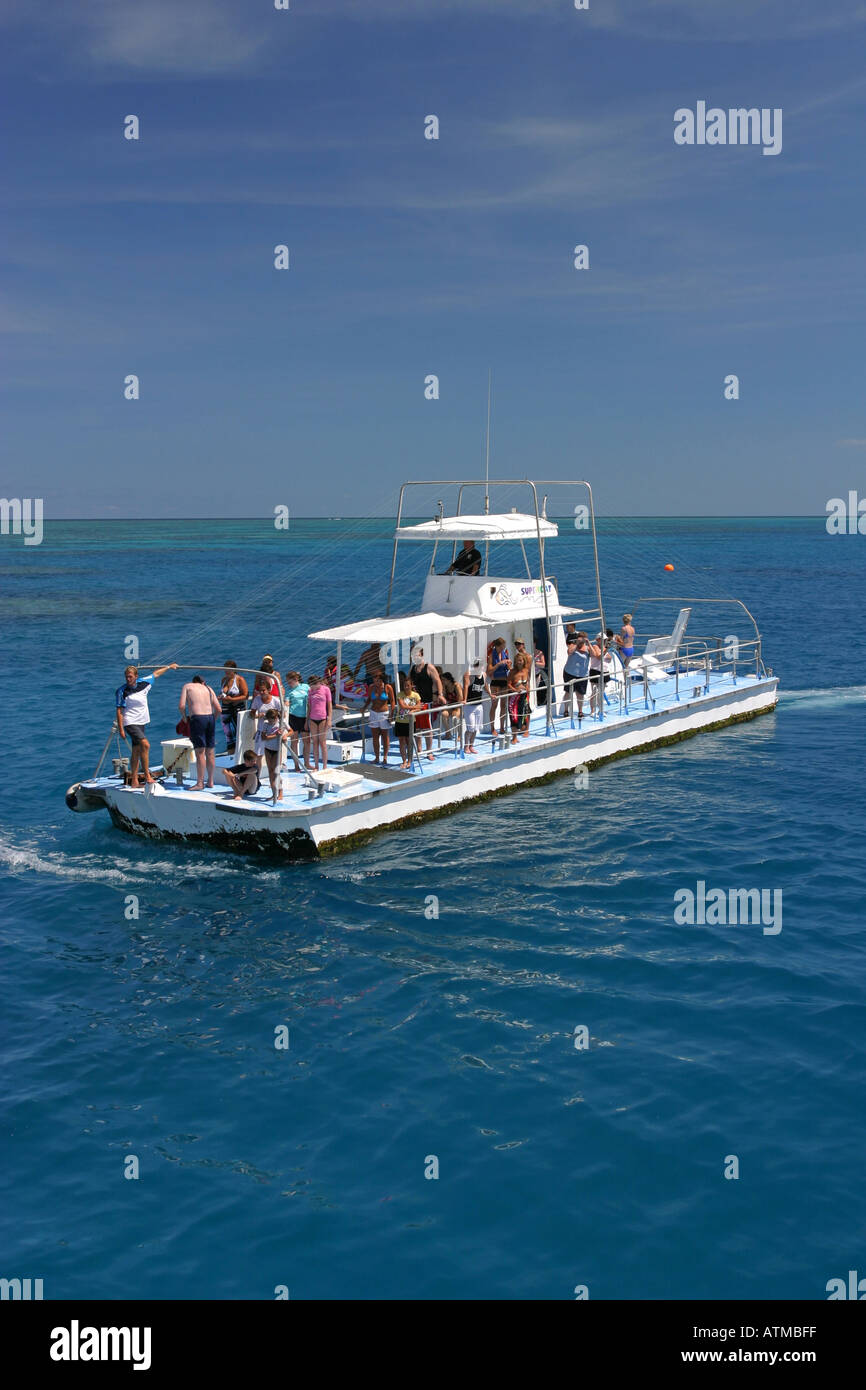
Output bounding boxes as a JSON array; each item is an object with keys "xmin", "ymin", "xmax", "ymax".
[{"xmin": 1, "ymin": 517, "xmax": 864, "ymax": 1299}]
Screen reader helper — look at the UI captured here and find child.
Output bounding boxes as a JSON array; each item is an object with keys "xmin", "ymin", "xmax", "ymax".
[
  {"xmin": 221, "ymin": 750, "xmax": 260, "ymax": 800},
  {"xmin": 259, "ymin": 707, "xmax": 287, "ymax": 803},
  {"xmin": 306, "ymin": 674, "xmax": 332, "ymax": 771},
  {"xmin": 394, "ymin": 675, "xmax": 420, "ymax": 770}
]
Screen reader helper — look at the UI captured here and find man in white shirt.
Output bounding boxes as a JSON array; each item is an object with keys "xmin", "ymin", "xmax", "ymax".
[{"xmin": 115, "ymin": 663, "xmax": 178, "ymax": 787}]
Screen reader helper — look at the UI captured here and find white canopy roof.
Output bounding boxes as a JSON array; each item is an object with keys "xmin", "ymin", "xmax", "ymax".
[
  {"xmin": 308, "ymin": 611, "xmax": 491, "ymax": 644},
  {"xmin": 395, "ymin": 512, "xmax": 558, "ymax": 543},
  {"xmin": 308, "ymin": 605, "xmax": 581, "ymax": 643}
]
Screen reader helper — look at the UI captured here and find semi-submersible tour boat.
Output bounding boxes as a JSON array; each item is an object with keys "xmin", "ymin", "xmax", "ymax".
[{"xmin": 66, "ymin": 478, "xmax": 779, "ymax": 856}]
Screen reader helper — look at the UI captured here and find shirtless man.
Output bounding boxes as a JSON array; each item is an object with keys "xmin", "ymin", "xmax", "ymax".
[
  {"xmin": 363, "ymin": 672, "xmax": 396, "ymax": 764},
  {"xmin": 179, "ymin": 674, "xmax": 223, "ymax": 790},
  {"xmin": 617, "ymin": 613, "xmax": 636, "ymax": 669},
  {"xmin": 352, "ymin": 641, "xmax": 386, "ymax": 684},
  {"xmin": 409, "ymin": 648, "xmax": 445, "ymax": 761}
]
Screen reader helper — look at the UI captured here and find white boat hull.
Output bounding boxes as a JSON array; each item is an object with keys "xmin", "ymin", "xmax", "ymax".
[{"xmin": 76, "ymin": 676, "xmax": 778, "ymax": 858}]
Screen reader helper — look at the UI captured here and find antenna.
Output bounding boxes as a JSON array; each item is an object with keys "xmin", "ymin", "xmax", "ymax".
[
  {"xmin": 484, "ymin": 368, "xmax": 492, "ymax": 515},
  {"xmin": 484, "ymin": 369, "xmax": 492, "ymax": 574}
]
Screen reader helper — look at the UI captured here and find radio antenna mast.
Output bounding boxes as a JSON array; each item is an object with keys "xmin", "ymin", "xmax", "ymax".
[{"xmin": 483, "ymin": 369, "xmax": 492, "ymax": 573}]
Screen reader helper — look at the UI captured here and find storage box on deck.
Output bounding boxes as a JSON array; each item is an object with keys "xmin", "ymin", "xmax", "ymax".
[{"xmin": 161, "ymin": 737, "xmax": 195, "ymax": 781}]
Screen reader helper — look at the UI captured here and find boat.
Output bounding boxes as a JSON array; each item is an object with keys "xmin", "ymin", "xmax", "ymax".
[{"xmin": 66, "ymin": 477, "xmax": 779, "ymax": 856}]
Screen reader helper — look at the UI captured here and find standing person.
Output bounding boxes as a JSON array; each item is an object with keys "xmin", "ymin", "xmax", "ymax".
[
  {"xmin": 259, "ymin": 656, "xmax": 281, "ymax": 698},
  {"xmin": 560, "ymin": 635, "xmax": 591, "ymax": 721},
  {"xmin": 394, "ymin": 674, "xmax": 421, "ymax": 770},
  {"xmin": 178, "ymin": 674, "xmax": 223, "ymax": 791},
  {"xmin": 617, "ymin": 614, "xmax": 636, "ymax": 669},
  {"xmin": 601, "ymin": 631, "xmax": 620, "ymax": 698},
  {"xmin": 439, "ymin": 670, "xmax": 463, "ymax": 741},
  {"xmin": 533, "ymin": 641, "xmax": 547, "ymax": 705},
  {"xmin": 323, "ymin": 654, "xmax": 339, "ymax": 696},
  {"xmin": 588, "ymin": 634, "xmax": 604, "ymax": 717},
  {"xmin": 115, "ymin": 663, "xmax": 178, "ymax": 788},
  {"xmin": 219, "ymin": 659, "xmax": 248, "ymax": 754},
  {"xmin": 284, "ymin": 670, "xmax": 310, "ymax": 768},
  {"xmin": 249, "ymin": 677, "xmax": 282, "ymax": 776},
  {"xmin": 306, "ymin": 674, "xmax": 332, "ymax": 771},
  {"xmin": 461, "ymin": 658, "xmax": 488, "ymax": 755},
  {"xmin": 410, "ymin": 648, "xmax": 444, "ymax": 762},
  {"xmin": 352, "ymin": 642, "xmax": 386, "ymax": 684},
  {"xmin": 486, "ymin": 637, "xmax": 511, "ymax": 738},
  {"xmin": 363, "ymin": 673, "xmax": 396, "ymax": 765},
  {"xmin": 258, "ymin": 704, "xmax": 288, "ymax": 803},
  {"xmin": 508, "ymin": 644, "xmax": 533, "ymax": 741}
]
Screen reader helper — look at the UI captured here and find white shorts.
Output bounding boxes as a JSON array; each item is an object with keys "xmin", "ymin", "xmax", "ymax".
[
  {"xmin": 368, "ymin": 710, "xmax": 391, "ymax": 730},
  {"xmin": 464, "ymin": 703, "xmax": 484, "ymax": 733}
]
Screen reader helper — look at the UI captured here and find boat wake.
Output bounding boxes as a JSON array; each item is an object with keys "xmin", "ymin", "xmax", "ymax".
[
  {"xmin": 0, "ymin": 831, "xmax": 281, "ymax": 887},
  {"xmin": 780, "ymin": 685, "xmax": 866, "ymax": 709}
]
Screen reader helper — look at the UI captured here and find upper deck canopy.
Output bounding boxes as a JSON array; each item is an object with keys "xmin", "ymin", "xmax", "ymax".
[
  {"xmin": 308, "ymin": 611, "xmax": 491, "ymax": 644},
  {"xmin": 395, "ymin": 512, "xmax": 558, "ymax": 543}
]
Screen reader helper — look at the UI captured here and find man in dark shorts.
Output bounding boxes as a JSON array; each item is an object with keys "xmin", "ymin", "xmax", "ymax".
[
  {"xmin": 115, "ymin": 662, "xmax": 178, "ymax": 787},
  {"xmin": 409, "ymin": 647, "xmax": 445, "ymax": 761},
  {"xmin": 561, "ymin": 635, "xmax": 591, "ymax": 721},
  {"xmin": 178, "ymin": 674, "xmax": 223, "ymax": 791}
]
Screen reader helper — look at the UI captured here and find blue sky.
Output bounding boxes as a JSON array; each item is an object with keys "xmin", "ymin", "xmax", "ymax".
[{"xmin": 2, "ymin": 0, "xmax": 866, "ymax": 517}]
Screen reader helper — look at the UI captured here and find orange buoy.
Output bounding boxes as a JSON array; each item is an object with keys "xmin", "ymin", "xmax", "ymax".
[{"xmin": 664, "ymin": 563, "xmax": 675, "ymax": 571}]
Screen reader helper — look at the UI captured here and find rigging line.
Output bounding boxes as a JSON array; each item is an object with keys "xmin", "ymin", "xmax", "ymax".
[
  {"xmin": 152, "ymin": 528, "xmax": 444, "ymax": 671},
  {"xmin": 153, "ymin": 480, "xmax": 547, "ymax": 668},
  {"xmin": 152, "ymin": 471, "xmax": 467, "ymax": 662},
  {"xmin": 594, "ymin": 515, "xmax": 736, "ymax": 603}
]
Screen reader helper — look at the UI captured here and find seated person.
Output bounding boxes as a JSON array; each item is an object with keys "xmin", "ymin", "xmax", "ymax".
[
  {"xmin": 442, "ymin": 539, "xmax": 482, "ymax": 576},
  {"xmin": 221, "ymin": 750, "xmax": 260, "ymax": 799}
]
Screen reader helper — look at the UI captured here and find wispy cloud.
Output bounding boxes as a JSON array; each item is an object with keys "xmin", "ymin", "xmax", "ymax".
[
  {"xmin": 3, "ymin": 0, "xmax": 865, "ymax": 83},
  {"xmin": 836, "ymin": 438, "xmax": 866, "ymax": 448}
]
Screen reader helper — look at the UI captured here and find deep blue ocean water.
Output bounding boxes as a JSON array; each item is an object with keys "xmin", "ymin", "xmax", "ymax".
[{"xmin": 1, "ymin": 515, "xmax": 864, "ymax": 1300}]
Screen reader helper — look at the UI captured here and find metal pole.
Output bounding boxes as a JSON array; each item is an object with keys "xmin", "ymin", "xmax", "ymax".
[
  {"xmin": 528, "ymin": 481, "xmax": 554, "ymax": 737},
  {"xmin": 484, "ymin": 370, "xmax": 492, "ymax": 577},
  {"xmin": 93, "ymin": 721, "xmax": 119, "ymax": 779},
  {"xmin": 585, "ymin": 483, "xmax": 606, "ymax": 723},
  {"xmin": 386, "ymin": 483, "xmax": 407, "ymax": 616}
]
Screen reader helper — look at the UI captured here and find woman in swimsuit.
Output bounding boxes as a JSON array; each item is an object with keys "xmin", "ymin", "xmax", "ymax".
[
  {"xmin": 617, "ymin": 614, "xmax": 635, "ymax": 669},
  {"xmin": 363, "ymin": 674, "xmax": 396, "ymax": 765},
  {"xmin": 486, "ymin": 637, "xmax": 511, "ymax": 737},
  {"xmin": 219, "ymin": 659, "xmax": 248, "ymax": 754},
  {"xmin": 507, "ymin": 646, "xmax": 532, "ymax": 742},
  {"xmin": 306, "ymin": 674, "xmax": 332, "ymax": 771}
]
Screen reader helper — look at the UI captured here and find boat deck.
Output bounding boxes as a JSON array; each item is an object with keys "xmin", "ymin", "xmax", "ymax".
[{"xmin": 89, "ymin": 668, "xmax": 771, "ymax": 814}]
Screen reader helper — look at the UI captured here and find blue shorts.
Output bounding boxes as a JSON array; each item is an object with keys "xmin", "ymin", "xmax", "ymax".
[{"xmin": 189, "ymin": 714, "xmax": 215, "ymax": 749}]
